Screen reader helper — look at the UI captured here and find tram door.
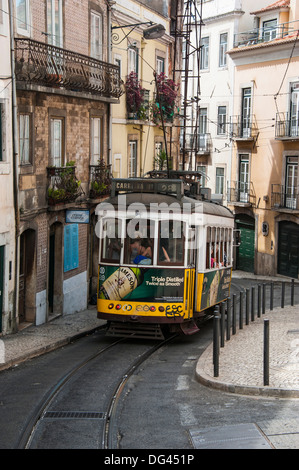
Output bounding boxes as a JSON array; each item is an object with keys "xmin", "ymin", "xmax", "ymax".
[{"xmin": 186, "ymin": 227, "xmax": 196, "ymax": 318}]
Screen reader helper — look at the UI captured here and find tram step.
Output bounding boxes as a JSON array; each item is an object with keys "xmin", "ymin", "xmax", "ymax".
[{"xmin": 106, "ymin": 322, "xmax": 165, "ymax": 340}]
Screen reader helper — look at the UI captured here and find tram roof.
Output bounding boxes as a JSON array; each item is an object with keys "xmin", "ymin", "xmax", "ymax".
[{"xmin": 101, "ymin": 192, "xmax": 233, "ymax": 219}]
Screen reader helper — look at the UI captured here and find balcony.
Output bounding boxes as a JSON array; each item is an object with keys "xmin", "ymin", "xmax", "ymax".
[
  {"xmin": 271, "ymin": 184, "xmax": 299, "ymax": 212},
  {"xmin": 233, "ymin": 20, "xmax": 299, "ymax": 48},
  {"xmin": 275, "ymin": 113, "xmax": 299, "ymax": 140},
  {"xmin": 180, "ymin": 133, "xmax": 212, "ymax": 155},
  {"xmin": 89, "ymin": 161, "xmax": 111, "ymax": 200},
  {"xmin": 227, "ymin": 181, "xmax": 256, "ymax": 207},
  {"xmin": 229, "ymin": 116, "xmax": 258, "ymax": 141},
  {"xmin": 47, "ymin": 165, "xmax": 84, "ymax": 206},
  {"xmin": 15, "ymin": 38, "xmax": 123, "ymax": 100}
]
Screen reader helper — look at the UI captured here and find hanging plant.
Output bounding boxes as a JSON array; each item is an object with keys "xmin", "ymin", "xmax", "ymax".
[
  {"xmin": 152, "ymin": 72, "xmax": 178, "ymax": 124},
  {"xmin": 125, "ymin": 72, "xmax": 145, "ymax": 116}
]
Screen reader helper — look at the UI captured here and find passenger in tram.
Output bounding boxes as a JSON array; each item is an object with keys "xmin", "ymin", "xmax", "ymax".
[{"xmin": 130, "ymin": 238, "xmax": 152, "ymax": 265}]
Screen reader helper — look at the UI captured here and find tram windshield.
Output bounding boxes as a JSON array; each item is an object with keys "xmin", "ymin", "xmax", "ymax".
[
  {"xmin": 124, "ymin": 219, "xmax": 155, "ymax": 265},
  {"xmin": 101, "ymin": 218, "xmax": 121, "ymax": 262},
  {"xmin": 158, "ymin": 220, "xmax": 184, "ymax": 265}
]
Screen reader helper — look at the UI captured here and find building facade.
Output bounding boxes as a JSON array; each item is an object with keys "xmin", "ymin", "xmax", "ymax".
[
  {"xmin": 8, "ymin": 0, "xmax": 122, "ymax": 332},
  {"xmin": 110, "ymin": 0, "xmax": 180, "ymax": 177},
  {"xmin": 186, "ymin": 0, "xmax": 271, "ymax": 203},
  {"xmin": 227, "ymin": 0, "xmax": 299, "ymax": 277},
  {"xmin": 0, "ymin": 0, "xmax": 17, "ymax": 334}
]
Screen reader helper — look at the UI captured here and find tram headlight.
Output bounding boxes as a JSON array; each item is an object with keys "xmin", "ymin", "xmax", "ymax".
[
  {"xmin": 158, "ymin": 306, "xmax": 165, "ymax": 312},
  {"xmin": 150, "ymin": 306, "xmax": 156, "ymax": 312},
  {"xmin": 115, "ymin": 304, "xmax": 122, "ymax": 310},
  {"xmin": 108, "ymin": 303, "xmax": 114, "ymax": 309}
]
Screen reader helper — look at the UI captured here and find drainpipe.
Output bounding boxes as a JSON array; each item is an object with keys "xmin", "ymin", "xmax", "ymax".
[
  {"xmin": 107, "ymin": 1, "xmax": 113, "ymax": 169},
  {"xmin": 9, "ymin": 0, "xmax": 20, "ymax": 332}
]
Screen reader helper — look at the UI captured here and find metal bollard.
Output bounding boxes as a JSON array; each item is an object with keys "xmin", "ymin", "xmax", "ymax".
[
  {"xmin": 291, "ymin": 279, "xmax": 294, "ymax": 306},
  {"xmin": 226, "ymin": 297, "xmax": 231, "ymax": 341},
  {"xmin": 232, "ymin": 294, "xmax": 236, "ymax": 335},
  {"xmin": 262, "ymin": 283, "xmax": 266, "ymax": 314},
  {"xmin": 220, "ymin": 302, "xmax": 225, "ymax": 348},
  {"xmin": 251, "ymin": 286, "xmax": 255, "ymax": 322},
  {"xmin": 239, "ymin": 291, "xmax": 244, "ymax": 330},
  {"xmin": 246, "ymin": 288, "xmax": 250, "ymax": 325},
  {"xmin": 258, "ymin": 284, "xmax": 261, "ymax": 318},
  {"xmin": 264, "ymin": 319, "xmax": 270, "ymax": 386},
  {"xmin": 281, "ymin": 282, "xmax": 285, "ymax": 309},
  {"xmin": 213, "ymin": 315, "xmax": 220, "ymax": 377},
  {"xmin": 270, "ymin": 282, "xmax": 274, "ymax": 311}
]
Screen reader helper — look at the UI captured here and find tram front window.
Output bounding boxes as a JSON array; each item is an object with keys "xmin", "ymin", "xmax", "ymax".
[
  {"xmin": 124, "ymin": 219, "xmax": 154, "ymax": 265},
  {"xmin": 158, "ymin": 220, "xmax": 184, "ymax": 265},
  {"xmin": 101, "ymin": 219, "xmax": 121, "ymax": 262}
]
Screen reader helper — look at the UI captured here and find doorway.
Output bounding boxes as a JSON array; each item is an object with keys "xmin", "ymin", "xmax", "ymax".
[
  {"xmin": 48, "ymin": 223, "xmax": 63, "ymax": 316},
  {"xmin": 278, "ymin": 221, "xmax": 299, "ymax": 278},
  {"xmin": 19, "ymin": 230, "xmax": 36, "ymax": 324},
  {"xmin": 236, "ymin": 214, "xmax": 255, "ymax": 272}
]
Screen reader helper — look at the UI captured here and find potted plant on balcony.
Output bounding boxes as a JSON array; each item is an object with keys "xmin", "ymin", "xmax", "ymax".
[
  {"xmin": 125, "ymin": 72, "xmax": 145, "ymax": 119},
  {"xmin": 47, "ymin": 161, "xmax": 84, "ymax": 205},
  {"xmin": 89, "ymin": 158, "xmax": 111, "ymax": 199},
  {"xmin": 151, "ymin": 72, "xmax": 178, "ymax": 125}
]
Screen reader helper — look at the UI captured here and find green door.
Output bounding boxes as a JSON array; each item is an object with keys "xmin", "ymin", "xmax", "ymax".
[
  {"xmin": 278, "ymin": 222, "xmax": 299, "ymax": 278},
  {"xmin": 0, "ymin": 246, "xmax": 4, "ymax": 333},
  {"xmin": 236, "ymin": 215, "xmax": 255, "ymax": 272}
]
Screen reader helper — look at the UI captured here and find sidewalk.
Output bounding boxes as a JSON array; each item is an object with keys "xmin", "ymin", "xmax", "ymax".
[
  {"xmin": 0, "ymin": 306, "xmax": 106, "ymax": 372},
  {"xmin": 195, "ymin": 271, "xmax": 299, "ymax": 398}
]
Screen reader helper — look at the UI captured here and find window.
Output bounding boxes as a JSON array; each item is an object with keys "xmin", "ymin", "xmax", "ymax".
[
  {"xmin": 50, "ymin": 118, "xmax": 64, "ymax": 166},
  {"xmin": 128, "ymin": 47, "xmax": 138, "ymax": 75},
  {"xmin": 290, "ymin": 82, "xmax": 299, "ymax": 137},
  {"xmin": 128, "ymin": 140, "xmax": 137, "ymax": 177},
  {"xmin": 285, "ymin": 157, "xmax": 298, "ymax": 209},
  {"xmin": 197, "ymin": 165, "xmax": 207, "ymax": 187},
  {"xmin": 156, "ymin": 56, "xmax": 165, "ymax": 75},
  {"xmin": 101, "ymin": 218, "xmax": 121, "ymax": 263},
  {"xmin": 241, "ymin": 88, "xmax": 252, "ymax": 137},
  {"xmin": 124, "ymin": 219, "xmax": 154, "ymax": 265},
  {"xmin": 91, "ymin": 117, "xmax": 102, "ymax": 164},
  {"xmin": 219, "ymin": 33, "xmax": 227, "ymax": 67},
  {"xmin": 215, "ymin": 167, "xmax": 224, "ymax": 195},
  {"xmin": 0, "ymin": 103, "xmax": 3, "ymax": 162},
  {"xmin": 239, "ymin": 154, "xmax": 249, "ymax": 203},
  {"xmin": 19, "ymin": 114, "xmax": 31, "ymax": 164},
  {"xmin": 217, "ymin": 106, "xmax": 227, "ymax": 135},
  {"xmin": 16, "ymin": 0, "xmax": 30, "ymax": 35},
  {"xmin": 206, "ymin": 226, "xmax": 232, "ymax": 270},
  {"xmin": 47, "ymin": 0, "xmax": 63, "ymax": 47},
  {"xmin": 158, "ymin": 220, "xmax": 184, "ymax": 265},
  {"xmin": 90, "ymin": 11, "xmax": 102, "ymax": 61},
  {"xmin": 199, "ymin": 108, "xmax": 208, "ymax": 150},
  {"xmin": 263, "ymin": 19, "xmax": 277, "ymax": 41},
  {"xmin": 200, "ymin": 37, "xmax": 209, "ymax": 70}
]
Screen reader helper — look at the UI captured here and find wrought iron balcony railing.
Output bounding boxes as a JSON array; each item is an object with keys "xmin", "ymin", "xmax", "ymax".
[
  {"xmin": 227, "ymin": 181, "xmax": 256, "ymax": 205},
  {"xmin": 47, "ymin": 165, "xmax": 84, "ymax": 205},
  {"xmin": 180, "ymin": 133, "xmax": 212, "ymax": 154},
  {"xmin": 275, "ymin": 113, "xmax": 299, "ymax": 139},
  {"xmin": 229, "ymin": 116, "xmax": 258, "ymax": 140},
  {"xmin": 15, "ymin": 38, "xmax": 123, "ymax": 99},
  {"xmin": 271, "ymin": 184, "xmax": 299, "ymax": 210},
  {"xmin": 89, "ymin": 160, "xmax": 111, "ymax": 199},
  {"xmin": 233, "ymin": 20, "xmax": 299, "ymax": 48}
]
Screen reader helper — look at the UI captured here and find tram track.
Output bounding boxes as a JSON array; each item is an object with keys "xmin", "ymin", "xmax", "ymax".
[{"xmin": 17, "ymin": 331, "xmax": 178, "ymax": 449}]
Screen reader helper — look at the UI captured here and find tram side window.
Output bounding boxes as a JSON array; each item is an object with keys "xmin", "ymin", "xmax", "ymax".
[
  {"xmin": 124, "ymin": 219, "xmax": 154, "ymax": 265},
  {"xmin": 101, "ymin": 219, "xmax": 121, "ymax": 262},
  {"xmin": 158, "ymin": 220, "xmax": 184, "ymax": 265},
  {"xmin": 206, "ymin": 226, "xmax": 231, "ymax": 269}
]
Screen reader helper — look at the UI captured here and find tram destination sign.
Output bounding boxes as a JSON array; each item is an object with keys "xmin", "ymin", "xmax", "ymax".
[{"xmin": 111, "ymin": 178, "xmax": 183, "ymax": 199}]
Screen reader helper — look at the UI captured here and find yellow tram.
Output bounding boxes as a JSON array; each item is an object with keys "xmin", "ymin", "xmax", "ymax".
[{"xmin": 96, "ymin": 177, "xmax": 234, "ymax": 338}]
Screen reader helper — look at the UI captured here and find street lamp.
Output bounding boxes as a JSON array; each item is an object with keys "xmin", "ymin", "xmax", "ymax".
[{"xmin": 111, "ymin": 21, "xmax": 165, "ymax": 44}]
